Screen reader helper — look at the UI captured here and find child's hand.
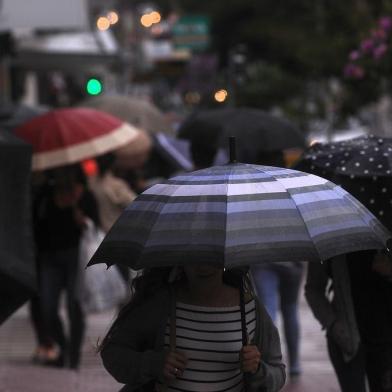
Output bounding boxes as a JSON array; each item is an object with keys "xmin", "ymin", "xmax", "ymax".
[
  {"xmin": 240, "ymin": 345, "xmax": 261, "ymax": 374},
  {"xmin": 162, "ymin": 350, "xmax": 187, "ymax": 381}
]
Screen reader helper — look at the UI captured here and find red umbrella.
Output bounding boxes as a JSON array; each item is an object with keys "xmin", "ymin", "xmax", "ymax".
[{"xmin": 15, "ymin": 107, "xmax": 141, "ymax": 171}]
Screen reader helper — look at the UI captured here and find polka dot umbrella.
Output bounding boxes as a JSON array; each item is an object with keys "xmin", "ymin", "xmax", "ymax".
[
  {"xmin": 295, "ymin": 134, "xmax": 392, "ymax": 231},
  {"xmin": 298, "ymin": 134, "xmax": 392, "ymax": 178}
]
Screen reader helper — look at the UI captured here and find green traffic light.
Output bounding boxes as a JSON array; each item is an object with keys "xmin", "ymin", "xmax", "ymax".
[{"xmin": 86, "ymin": 78, "xmax": 103, "ymax": 95}]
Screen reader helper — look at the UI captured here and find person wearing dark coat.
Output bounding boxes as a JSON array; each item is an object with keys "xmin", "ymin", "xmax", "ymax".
[
  {"xmin": 305, "ymin": 250, "xmax": 392, "ymax": 392},
  {"xmin": 33, "ymin": 164, "xmax": 99, "ymax": 369}
]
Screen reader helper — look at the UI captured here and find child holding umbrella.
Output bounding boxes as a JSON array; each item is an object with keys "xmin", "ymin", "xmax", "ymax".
[{"xmin": 98, "ymin": 264, "xmax": 286, "ymax": 391}]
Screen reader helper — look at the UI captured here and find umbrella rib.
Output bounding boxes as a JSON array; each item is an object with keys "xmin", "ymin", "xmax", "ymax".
[
  {"xmin": 136, "ymin": 183, "xmax": 182, "ymax": 267},
  {"xmin": 251, "ymin": 165, "xmax": 322, "ymax": 262},
  {"xmin": 334, "ymin": 186, "xmax": 390, "ymax": 245}
]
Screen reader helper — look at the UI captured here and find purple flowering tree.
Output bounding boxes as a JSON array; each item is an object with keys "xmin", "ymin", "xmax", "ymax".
[{"xmin": 344, "ymin": 16, "xmax": 392, "ymax": 80}]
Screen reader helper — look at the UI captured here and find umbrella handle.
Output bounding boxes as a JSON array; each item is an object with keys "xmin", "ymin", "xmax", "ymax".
[
  {"xmin": 160, "ymin": 287, "xmax": 177, "ymax": 392},
  {"xmin": 239, "ymin": 274, "xmax": 250, "ymax": 392}
]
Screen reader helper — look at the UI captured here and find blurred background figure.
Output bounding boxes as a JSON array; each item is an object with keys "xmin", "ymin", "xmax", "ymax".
[
  {"xmin": 188, "ymin": 119, "xmax": 221, "ymax": 169},
  {"xmin": 87, "ymin": 152, "xmax": 137, "ymax": 299},
  {"xmin": 33, "ymin": 164, "xmax": 99, "ymax": 369},
  {"xmin": 13, "ymin": 107, "xmax": 140, "ymax": 368},
  {"xmin": 88, "ymin": 153, "xmax": 136, "ymax": 235}
]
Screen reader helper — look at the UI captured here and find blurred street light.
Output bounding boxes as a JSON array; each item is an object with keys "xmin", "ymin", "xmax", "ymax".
[
  {"xmin": 140, "ymin": 11, "xmax": 161, "ymax": 28},
  {"xmin": 150, "ymin": 11, "xmax": 161, "ymax": 24},
  {"xmin": 97, "ymin": 16, "xmax": 110, "ymax": 31},
  {"xmin": 214, "ymin": 89, "xmax": 228, "ymax": 103},
  {"xmin": 140, "ymin": 14, "xmax": 153, "ymax": 28},
  {"xmin": 107, "ymin": 11, "xmax": 119, "ymax": 25}
]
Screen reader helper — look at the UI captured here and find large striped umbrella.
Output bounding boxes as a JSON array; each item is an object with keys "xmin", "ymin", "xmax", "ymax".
[{"xmin": 88, "ymin": 163, "xmax": 391, "ymax": 270}]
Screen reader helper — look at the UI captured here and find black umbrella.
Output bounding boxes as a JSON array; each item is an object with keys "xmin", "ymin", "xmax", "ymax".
[
  {"xmin": 297, "ymin": 135, "xmax": 392, "ymax": 178},
  {"xmin": 177, "ymin": 107, "xmax": 306, "ymax": 163},
  {"xmin": 0, "ymin": 130, "xmax": 36, "ymax": 325}
]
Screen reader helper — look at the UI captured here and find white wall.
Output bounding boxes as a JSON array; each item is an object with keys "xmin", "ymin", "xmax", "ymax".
[{"xmin": 0, "ymin": 0, "xmax": 88, "ymax": 31}]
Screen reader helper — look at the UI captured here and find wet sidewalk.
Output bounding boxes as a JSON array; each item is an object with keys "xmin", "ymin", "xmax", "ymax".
[{"xmin": 0, "ymin": 290, "xmax": 339, "ymax": 392}]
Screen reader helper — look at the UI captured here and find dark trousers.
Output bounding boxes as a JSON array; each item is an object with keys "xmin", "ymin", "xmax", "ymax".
[
  {"xmin": 29, "ymin": 295, "xmax": 53, "ymax": 348},
  {"xmin": 366, "ymin": 344, "xmax": 392, "ymax": 392},
  {"xmin": 327, "ymin": 337, "xmax": 367, "ymax": 392},
  {"xmin": 40, "ymin": 247, "xmax": 85, "ymax": 368}
]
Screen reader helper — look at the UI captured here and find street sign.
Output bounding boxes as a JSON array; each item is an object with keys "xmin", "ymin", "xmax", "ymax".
[{"xmin": 172, "ymin": 15, "xmax": 210, "ymax": 52}]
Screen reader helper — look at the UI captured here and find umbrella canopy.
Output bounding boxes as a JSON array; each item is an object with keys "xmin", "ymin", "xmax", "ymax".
[
  {"xmin": 333, "ymin": 174, "xmax": 392, "ymax": 232},
  {"xmin": 177, "ymin": 108, "xmax": 306, "ymax": 163},
  {"xmin": 297, "ymin": 134, "xmax": 392, "ymax": 178},
  {"xmin": 0, "ymin": 130, "xmax": 36, "ymax": 324},
  {"xmin": 80, "ymin": 95, "xmax": 175, "ymax": 135},
  {"xmin": 14, "ymin": 107, "xmax": 141, "ymax": 171},
  {"xmin": 295, "ymin": 135, "xmax": 392, "ymax": 231},
  {"xmin": 88, "ymin": 163, "xmax": 390, "ymax": 271},
  {"xmin": 153, "ymin": 132, "xmax": 229, "ymax": 172}
]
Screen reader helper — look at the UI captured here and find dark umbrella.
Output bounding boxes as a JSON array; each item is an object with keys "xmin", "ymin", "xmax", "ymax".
[
  {"xmin": 153, "ymin": 132, "xmax": 228, "ymax": 172},
  {"xmin": 295, "ymin": 135, "xmax": 392, "ymax": 231},
  {"xmin": 0, "ymin": 130, "xmax": 36, "ymax": 324},
  {"xmin": 177, "ymin": 108, "xmax": 306, "ymax": 163},
  {"xmin": 296, "ymin": 134, "xmax": 392, "ymax": 177}
]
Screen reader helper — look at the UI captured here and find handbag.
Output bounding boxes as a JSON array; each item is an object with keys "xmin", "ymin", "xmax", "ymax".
[{"xmin": 78, "ymin": 219, "xmax": 129, "ymax": 313}]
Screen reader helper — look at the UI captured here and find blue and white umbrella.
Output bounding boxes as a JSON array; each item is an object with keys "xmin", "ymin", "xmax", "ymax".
[{"xmin": 88, "ymin": 163, "xmax": 391, "ymax": 270}]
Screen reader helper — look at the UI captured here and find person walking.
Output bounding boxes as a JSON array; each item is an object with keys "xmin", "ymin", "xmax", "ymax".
[
  {"xmin": 33, "ymin": 164, "xmax": 99, "ymax": 369},
  {"xmin": 88, "ymin": 153, "xmax": 136, "ymax": 235},
  {"xmin": 88, "ymin": 152, "xmax": 137, "ymax": 300},
  {"xmin": 305, "ymin": 255, "xmax": 366, "ymax": 392},
  {"xmin": 305, "ymin": 249, "xmax": 392, "ymax": 392},
  {"xmin": 98, "ymin": 265, "xmax": 286, "ymax": 391},
  {"xmin": 251, "ymin": 262, "xmax": 304, "ymax": 377}
]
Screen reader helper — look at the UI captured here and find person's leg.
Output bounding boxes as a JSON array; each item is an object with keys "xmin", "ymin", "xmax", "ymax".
[
  {"xmin": 327, "ymin": 337, "xmax": 367, "ymax": 392},
  {"xmin": 30, "ymin": 296, "xmax": 53, "ymax": 348},
  {"xmin": 250, "ymin": 265, "xmax": 279, "ymax": 323},
  {"xmin": 64, "ymin": 248, "xmax": 86, "ymax": 369},
  {"xmin": 40, "ymin": 253, "xmax": 67, "ymax": 366},
  {"xmin": 279, "ymin": 265, "xmax": 303, "ymax": 375}
]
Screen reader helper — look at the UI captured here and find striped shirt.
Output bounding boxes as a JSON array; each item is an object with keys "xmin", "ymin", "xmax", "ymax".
[{"xmin": 162, "ymin": 299, "xmax": 257, "ymax": 392}]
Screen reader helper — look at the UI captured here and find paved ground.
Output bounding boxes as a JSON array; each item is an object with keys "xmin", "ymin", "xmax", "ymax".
[{"xmin": 0, "ymin": 289, "xmax": 340, "ymax": 392}]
